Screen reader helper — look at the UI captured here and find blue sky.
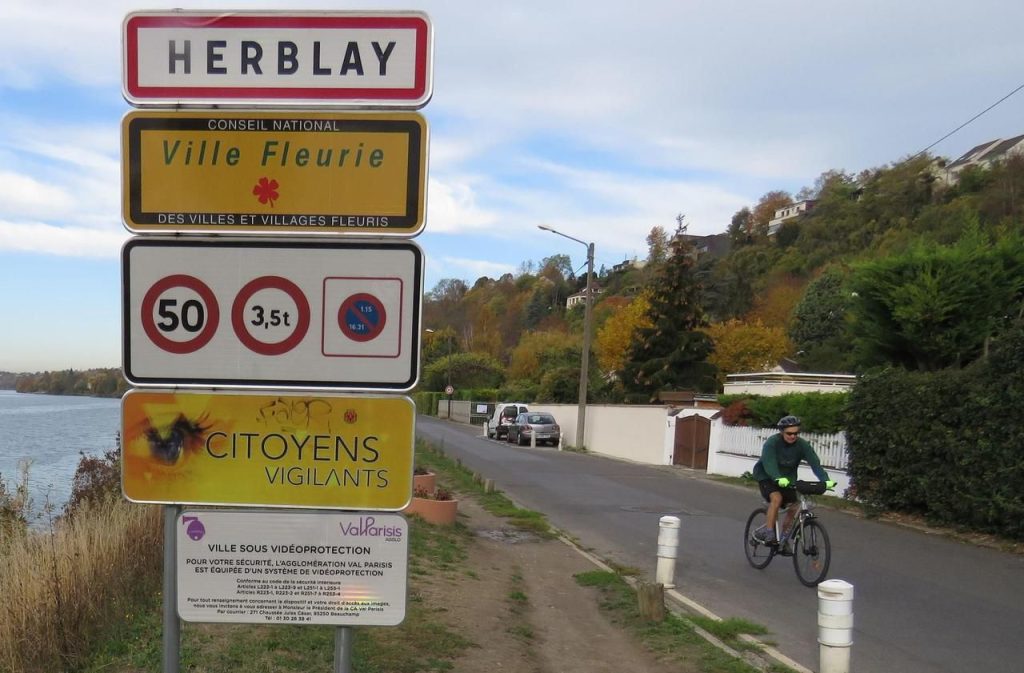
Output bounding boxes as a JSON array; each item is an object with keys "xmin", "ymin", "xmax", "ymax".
[{"xmin": 2, "ymin": 0, "xmax": 1024, "ymax": 372}]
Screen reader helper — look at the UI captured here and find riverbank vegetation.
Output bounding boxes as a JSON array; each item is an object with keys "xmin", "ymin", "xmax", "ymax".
[
  {"xmin": 0, "ymin": 449, "xmax": 161, "ymax": 672},
  {"xmin": 8, "ymin": 368, "xmax": 129, "ymax": 397}
]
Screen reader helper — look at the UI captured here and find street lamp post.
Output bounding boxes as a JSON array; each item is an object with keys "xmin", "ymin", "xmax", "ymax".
[{"xmin": 538, "ymin": 224, "xmax": 594, "ymax": 450}]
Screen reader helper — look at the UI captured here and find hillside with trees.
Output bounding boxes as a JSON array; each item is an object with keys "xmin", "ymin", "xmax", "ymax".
[{"xmin": 422, "ymin": 150, "xmax": 1024, "ymax": 403}]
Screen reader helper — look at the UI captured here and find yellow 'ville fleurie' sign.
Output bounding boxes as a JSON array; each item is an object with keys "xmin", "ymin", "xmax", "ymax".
[
  {"xmin": 121, "ymin": 110, "xmax": 427, "ymax": 235},
  {"xmin": 121, "ymin": 390, "xmax": 415, "ymax": 509}
]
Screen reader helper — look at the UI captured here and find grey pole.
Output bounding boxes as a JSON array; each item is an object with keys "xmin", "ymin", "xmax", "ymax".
[
  {"xmin": 537, "ymin": 224, "xmax": 594, "ymax": 450},
  {"xmin": 163, "ymin": 505, "xmax": 180, "ymax": 673},
  {"xmin": 578, "ymin": 242, "xmax": 594, "ymax": 450},
  {"xmin": 334, "ymin": 627, "xmax": 354, "ymax": 673}
]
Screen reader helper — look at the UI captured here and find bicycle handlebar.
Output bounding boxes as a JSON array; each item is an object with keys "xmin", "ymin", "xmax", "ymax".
[{"xmin": 795, "ymin": 480, "xmax": 828, "ymax": 495}]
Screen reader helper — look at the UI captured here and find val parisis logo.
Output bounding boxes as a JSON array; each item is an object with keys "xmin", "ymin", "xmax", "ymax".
[{"xmin": 339, "ymin": 516, "xmax": 403, "ymax": 542}]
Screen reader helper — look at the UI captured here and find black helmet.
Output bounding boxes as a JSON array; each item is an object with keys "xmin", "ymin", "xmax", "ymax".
[{"xmin": 777, "ymin": 415, "xmax": 802, "ymax": 429}]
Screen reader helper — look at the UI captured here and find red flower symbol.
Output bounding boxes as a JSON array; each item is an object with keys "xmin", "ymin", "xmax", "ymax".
[
  {"xmin": 252, "ymin": 177, "xmax": 279, "ymax": 208},
  {"xmin": 344, "ymin": 409, "xmax": 358, "ymax": 424}
]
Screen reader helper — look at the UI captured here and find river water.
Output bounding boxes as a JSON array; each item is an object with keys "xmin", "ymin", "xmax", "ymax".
[{"xmin": 0, "ymin": 390, "xmax": 120, "ymax": 522}]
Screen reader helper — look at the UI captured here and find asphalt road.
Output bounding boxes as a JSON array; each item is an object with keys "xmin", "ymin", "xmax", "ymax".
[{"xmin": 417, "ymin": 416, "xmax": 1024, "ymax": 673}]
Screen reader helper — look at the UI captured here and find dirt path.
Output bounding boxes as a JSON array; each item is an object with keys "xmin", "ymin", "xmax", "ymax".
[{"xmin": 415, "ymin": 498, "xmax": 695, "ymax": 673}]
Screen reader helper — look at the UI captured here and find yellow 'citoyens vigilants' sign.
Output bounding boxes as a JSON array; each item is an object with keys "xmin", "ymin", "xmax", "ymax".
[
  {"xmin": 121, "ymin": 110, "xmax": 427, "ymax": 235},
  {"xmin": 121, "ymin": 390, "xmax": 415, "ymax": 509}
]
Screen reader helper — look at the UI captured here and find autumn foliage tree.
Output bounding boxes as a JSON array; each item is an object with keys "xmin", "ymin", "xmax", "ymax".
[
  {"xmin": 705, "ymin": 319, "xmax": 791, "ymax": 381},
  {"xmin": 595, "ymin": 292, "xmax": 652, "ymax": 373}
]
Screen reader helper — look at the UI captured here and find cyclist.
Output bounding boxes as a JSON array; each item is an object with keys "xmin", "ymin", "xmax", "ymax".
[{"xmin": 751, "ymin": 415, "xmax": 836, "ymax": 545}]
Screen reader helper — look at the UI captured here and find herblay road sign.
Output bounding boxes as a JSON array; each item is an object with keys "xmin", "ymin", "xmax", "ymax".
[
  {"xmin": 122, "ymin": 11, "xmax": 433, "ymax": 108},
  {"xmin": 121, "ymin": 110, "xmax": 427, "ymax": 236},
  {"xmin": 122, "ymin": 238, "xmax": 423, "ymax": 390}
]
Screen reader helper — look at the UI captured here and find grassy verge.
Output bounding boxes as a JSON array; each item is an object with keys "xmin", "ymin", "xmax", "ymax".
[{"xmin": 574, "ymin": 571, "xmax": 792, "ymax": 673}]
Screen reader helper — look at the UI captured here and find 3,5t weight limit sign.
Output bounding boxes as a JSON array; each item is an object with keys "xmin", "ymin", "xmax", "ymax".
[{"xmin": 122, "ymin": 239, "xmax": 422, "ymax": 390}]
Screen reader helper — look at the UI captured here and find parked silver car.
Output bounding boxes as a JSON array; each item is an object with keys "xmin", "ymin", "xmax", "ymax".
[{"xmin": 506, "ymin": 412, "xmax": 560, "ymax": 446}]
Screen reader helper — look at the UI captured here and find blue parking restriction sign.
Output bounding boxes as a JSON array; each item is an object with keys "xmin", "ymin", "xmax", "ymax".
[{"xmin": 339, "ymin": 293, "xmax": 387, "ymax": 342}]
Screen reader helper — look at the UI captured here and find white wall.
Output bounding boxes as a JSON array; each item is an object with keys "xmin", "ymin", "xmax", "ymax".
[{"xmin": 529, "ymin": 403, "xmax": 670, "ymax": 464}]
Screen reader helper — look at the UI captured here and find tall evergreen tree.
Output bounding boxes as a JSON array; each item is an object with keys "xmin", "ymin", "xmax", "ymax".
[{"xmin": 621, "ymin": 216, "xmax": 718, "ymax": 395}]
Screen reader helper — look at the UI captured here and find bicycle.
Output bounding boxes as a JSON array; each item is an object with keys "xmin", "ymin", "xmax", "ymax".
[{"xmin": 743, "ymin": 480, "xmax": 832, "ymax": 587}]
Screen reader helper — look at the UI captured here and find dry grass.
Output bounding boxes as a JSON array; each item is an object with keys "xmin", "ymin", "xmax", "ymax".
[{"xmin": 0, "ymin": 496, "xmax": 163, "ymax": 672}]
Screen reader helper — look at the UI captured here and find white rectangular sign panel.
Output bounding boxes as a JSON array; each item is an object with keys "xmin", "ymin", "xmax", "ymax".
[
  {"xmin": 123, "ymin": 11, "xmax": 433, "ymax": 107},
  {"xmin": 177, "ymin": 510, "xmax": 408, "ymax": 625},
  {"xmin": 122, "ymin": 238, "xmax": 422, "ymax": 390}
]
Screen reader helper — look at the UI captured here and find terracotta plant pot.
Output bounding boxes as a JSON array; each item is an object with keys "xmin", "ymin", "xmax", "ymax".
[
  {"xmin": 412, "ymin": 471, "xmax": 436, "ymax": 494},
  {"xmin": 403, "ymin": 495, "xmax": 458, "ymax": 525}
]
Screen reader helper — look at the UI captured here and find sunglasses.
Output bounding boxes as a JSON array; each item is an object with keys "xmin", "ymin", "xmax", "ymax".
[{"xmin": 783, "ymin": 431, "xmax": 800, "ymax": 437}]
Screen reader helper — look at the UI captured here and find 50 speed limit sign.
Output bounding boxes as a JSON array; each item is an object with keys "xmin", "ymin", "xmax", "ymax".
[{"xmin": 122, "ymin": 238, "xmax": 422, "ymax": 390}]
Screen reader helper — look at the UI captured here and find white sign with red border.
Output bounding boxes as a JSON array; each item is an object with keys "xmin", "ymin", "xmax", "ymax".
[
  {"xmin": 177, "ymin": 509, "xmax": 408, "ymax": 625},
  {"xmin": 122, "ymin": 238, "xmax": 422, "ymax": 390},
  {"xmin": 123, "ymin": 11, "xmax": 433, "ymax": 108}
]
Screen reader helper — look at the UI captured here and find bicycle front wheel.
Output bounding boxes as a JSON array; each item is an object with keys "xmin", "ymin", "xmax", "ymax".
[
  {"xmin": 793, "ymin": 519, "xmax": 831, "ymax": 586},
  {"xmin": 744, "ymin": 507, "xmax": 775, "ymax": 569}
]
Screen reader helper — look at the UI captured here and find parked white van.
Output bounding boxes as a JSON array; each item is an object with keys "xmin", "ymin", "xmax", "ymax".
[{"xmin": 484, "ymin": 402, "xmax": 530, "ymax": 440}]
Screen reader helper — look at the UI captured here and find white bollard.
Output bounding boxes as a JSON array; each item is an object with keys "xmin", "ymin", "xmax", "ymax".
[
  {"xmin": 818, "ymin": 579, "xmax": 854, "ymax": 673},
  {"xmin": 655, "ymin": 515, "xmax": 681, "ymax": 589}
]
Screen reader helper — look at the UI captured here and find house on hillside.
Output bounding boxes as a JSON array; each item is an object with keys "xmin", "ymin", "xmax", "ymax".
[
  {"xmin": 565, "ymin": 285, "xmax": 604, "ymax": 309},
  {"xmin": 767, "ymin": 200, "xmax": 816, "ymax": 237},
  {"xmin": 941, "ymin": 133, "xmax": 1024, "ymax": 184},
  {"xmin": 611, "ymin": 257, "xmax": 646, "ymax": 273},
  {"xmin": 679, "ymin": 232, "xmax": 732, "ymax": 259},
  {"xmin": 723, "ymin": 358, "xmax": 855, "ymax": 395}
]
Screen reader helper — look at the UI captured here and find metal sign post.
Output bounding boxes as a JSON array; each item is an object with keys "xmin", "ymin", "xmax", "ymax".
[
  {"xmin": 121, "ymin": 10, "xmax": 434, "ymax": 673},
  {"xmin": 163, "ymin": 505, "xmax": 180, "ymax": 673}
]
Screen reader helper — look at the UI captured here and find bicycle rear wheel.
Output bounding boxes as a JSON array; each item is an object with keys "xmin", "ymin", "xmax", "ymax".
[
  {"xmin": 793, "ymin": 519, "xmax": 831, "ymax": 586},
  {"xmin": 744, "ymin": 507, "xmax": 775, "ymax": 569}
]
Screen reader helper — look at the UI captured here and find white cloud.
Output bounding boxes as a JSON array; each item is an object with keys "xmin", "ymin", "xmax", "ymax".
[
  {"xmin": 0, "ymin": 171, "xmax": 76, "ymax": 219},
  {"xmin": 436, "ymin": 256, "xmax": 516, "ymax": 281},
  {"xmin": 426, "ymin": 176, "xmax": 500, "ymax": 233},
  {"xmin": 0, "ymin": 220, "xmax": 126, "ymax": 257}
]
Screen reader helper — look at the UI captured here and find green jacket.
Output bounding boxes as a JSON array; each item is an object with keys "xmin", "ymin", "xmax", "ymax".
[{"xmin": 752, "ymin": 433, "xmax": 829, "ymax": 483}]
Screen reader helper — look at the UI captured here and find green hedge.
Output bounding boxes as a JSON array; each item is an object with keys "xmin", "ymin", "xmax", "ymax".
[
  {"xmin": 717, "ymin": 392, "xmax": 848, "ymax": 433},
  {"xmin": 845, "ymin": 332, "xmax": 1024, "ymax": 540},
  {"xmin": 410, "ymin": 392, "xmax": 442, "ymax": 416}
]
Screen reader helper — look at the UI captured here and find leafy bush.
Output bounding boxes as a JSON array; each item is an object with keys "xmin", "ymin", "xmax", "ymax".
[
  {"xmin": 845, "ymin": 329, "xmax": 1024, "ymax": 539},
  {"xmin": 717, "ymin": 392, "xmax": 848, "ymax": 433},
  {"xmin": 721, "ymin": 400, "xmax": 752, "ymax": 426},
  {"xmin": 63, "ymin": 447, "xmax": 121, "ymax": 518},
  {"xmin": 410, "ymin": 392, "xmax": 442, "ymax": 416}
]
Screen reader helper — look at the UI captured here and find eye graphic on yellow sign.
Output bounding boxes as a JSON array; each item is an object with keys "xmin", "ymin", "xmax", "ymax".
[{"xmin": 121, "ymin": 390, "xmax": 415, "ymax": 509}]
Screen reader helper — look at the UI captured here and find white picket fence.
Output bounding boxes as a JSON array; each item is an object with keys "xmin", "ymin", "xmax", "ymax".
[{"xmin": 715, "ymin": 423, "xmax": 849, "ymax": 470}]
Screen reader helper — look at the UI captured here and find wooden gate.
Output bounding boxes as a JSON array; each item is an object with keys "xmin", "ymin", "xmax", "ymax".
[{"xmin": 673, "ymin": 415, "xmax": 711, "ymax": 469}]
